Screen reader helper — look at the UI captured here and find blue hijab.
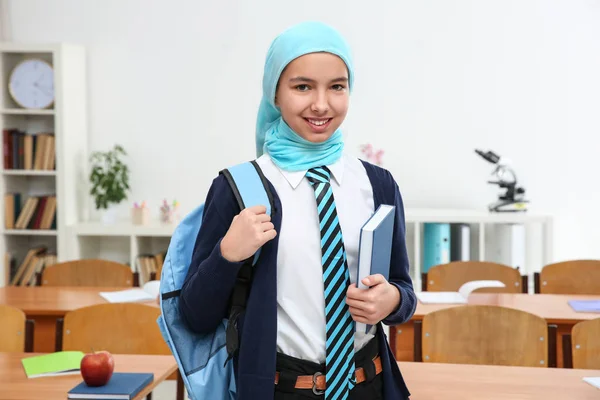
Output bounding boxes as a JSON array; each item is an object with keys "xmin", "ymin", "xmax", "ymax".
[{"xmin": 255, "ymin": 21, "xmax": 354, "ymax": 171}]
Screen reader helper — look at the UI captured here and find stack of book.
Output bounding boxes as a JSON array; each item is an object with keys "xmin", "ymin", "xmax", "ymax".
[
  {"xmin": 136, "ymin": 251, "xmax": 166, "ymax": 284},
  {"xmin": 4, "ymin": 194, "xmax": 57, "ymax": 230},
  {"xmin": 6, "ymin": 247, "xmax": 57, "ymax": 286},
  {"xmin": 2, "ymin": 129, "xmax": 56, "ymax": 170}
]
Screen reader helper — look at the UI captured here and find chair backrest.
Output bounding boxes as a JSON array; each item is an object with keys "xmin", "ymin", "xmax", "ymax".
[
  {"xmin": 41, "ymin": 259, "xmax": 134, "ymax": 287},
  {"xmin": 0, "ymin": 305, "xmax": 33, "ymax": 352},
  {"xmin": 425, "ymin": 261, "xmax": 523, "ymax": 293},
  {"xmin": 60, "ymin": 303, "xmax": 169, "ymax": 355},
  {"xmin": 420, "ymin": 305, "xmax": 550, "ymax": 367},
  {"xmin": 571, "ymin": 318, "xmax": 600, "ymax": 369},
  {"xmin": 538, "ymin": 260, "xmax": 600, "ymax": 294}
]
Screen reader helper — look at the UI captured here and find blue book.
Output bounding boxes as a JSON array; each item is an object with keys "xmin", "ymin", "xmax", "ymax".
[
  {"xmin": 568, "ymin": 300, "xmax": 600, "ymax": 313},
  {"xmin": 356, "ymin": 204, "xmax": 395, "ymax": 333},
  {"xmin": 67, "ymin": 372, "xmax": 154, "ymax": 399}
]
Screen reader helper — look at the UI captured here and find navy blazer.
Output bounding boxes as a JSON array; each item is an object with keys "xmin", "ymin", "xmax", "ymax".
[{"xmin": 180, "ymin": 160, "xmax": 417, "ymax": 400}]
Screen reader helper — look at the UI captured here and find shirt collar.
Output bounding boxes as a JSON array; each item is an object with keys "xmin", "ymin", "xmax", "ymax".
[{"xmin": 276, "ymin": 156, "xmax": 344, "ymax": 189}]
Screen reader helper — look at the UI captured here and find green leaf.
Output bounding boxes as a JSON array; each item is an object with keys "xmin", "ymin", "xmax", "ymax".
[{"xmin": 88, "ymin": 144, "xmax": 131, "ymax": 210}]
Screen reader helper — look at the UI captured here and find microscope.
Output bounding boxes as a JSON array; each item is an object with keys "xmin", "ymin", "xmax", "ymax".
[{"xmin": 475, "ymin": 149, "xmax": 528, "ymax": 212}]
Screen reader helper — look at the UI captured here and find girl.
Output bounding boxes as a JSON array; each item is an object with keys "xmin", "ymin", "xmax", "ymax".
[{"xmin": 180, "ymin": 21, "xmax": 417, "ymax": 400}]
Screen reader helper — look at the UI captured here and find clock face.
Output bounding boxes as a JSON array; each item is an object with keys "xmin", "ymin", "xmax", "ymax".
[{"xmin": 9, "ymin": 59, "xmax": 55, "ymax": 109}]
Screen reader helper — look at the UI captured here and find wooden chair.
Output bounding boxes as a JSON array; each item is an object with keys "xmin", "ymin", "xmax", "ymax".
[
  {"xmin": 41, "ymin": 259, "xmax": 135, "ymax": 287},
  {"xmin": 414, "ymin": 305, "xmax": 557, "ymax": 367},
  {"xmin": 422, "ymin": 261, "xmax": 527, "ymax": 293},
  {"xmin": 562, "ymin": 318, "xmax": 600, "ymax": 369},
  {"xmin": 534, "ymin": 260, "xmax": 600, "ymax": 294},
  {"xmin": 56, "ymin": 303, "xmax": 183, "ymax": 400},
  {"xmin": 0, "ymin": 304, "xmax": 34, "ymax": 352}
]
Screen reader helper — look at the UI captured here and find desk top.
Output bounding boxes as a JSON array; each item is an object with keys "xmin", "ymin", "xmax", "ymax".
[
  {"xmin": 399, "ymin": 361, "xmax": 600, "ymax": 399},
  {"xmin": 0, "ymin": 286, "xmax": 158, "ymax": 316},
  {"xmin": 414, "ymin": 293, "xmax": 600, "ymax": 324},
  {"xmin": 0, "ymin": 353, "xmax": 177, "ymax": 400}
]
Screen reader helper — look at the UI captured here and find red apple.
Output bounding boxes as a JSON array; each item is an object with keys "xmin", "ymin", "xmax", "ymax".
[{"xmin": 80, "ymin": 350, "xmax": 115, "ymax": 387}]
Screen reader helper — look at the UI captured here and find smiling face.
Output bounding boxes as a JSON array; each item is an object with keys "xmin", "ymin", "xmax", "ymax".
[{"xmin": 274, "ymin": 52, "xmax": 350, "ymax": 143}]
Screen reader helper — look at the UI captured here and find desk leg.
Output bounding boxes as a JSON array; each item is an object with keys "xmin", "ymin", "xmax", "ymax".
[
  {"xmin": 556, "ymin": 324, "xmax": 574, "ymax": 368},
  {"xmin": 32, "ymin": 316, "xmax": 58, "ymax": 352},
  {"xmin": 390, "ymin": 322, "xmax": 416, "ymax": 361}
]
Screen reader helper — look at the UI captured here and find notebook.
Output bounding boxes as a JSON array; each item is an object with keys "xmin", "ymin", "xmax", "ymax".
[
  {"xmin": 583, "ymin": 377, "xmax": 600, "ymax": 390},
  {"xmin": 99, "ymin": 288, "xmax": 156, "ymax": 303},
  {"xmin": 416, "ymin": 280, "xmax": 506, "ymax": 304},
  {"xmin": 67, "ymin": 372, "xmax": 154, "ymax": 399},
  {"xmin": 21, "ymin": 351, "xmax": 84, "ymax": 378},
  {"xmin": 568, "ymin": 300, "xmax": 600, "ymax": 313},
  {"xmin": 356, "ymin": 204, "xmax": 395, "ymax": 333}
]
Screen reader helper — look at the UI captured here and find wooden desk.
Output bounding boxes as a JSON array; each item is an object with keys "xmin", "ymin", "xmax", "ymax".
[
  {"xmin": 0, "ymin": 353, "xmax": 177, "ymax": 400},
  {"xmin": 391, "ymin": 293, "xmax": 600, "ymax": 367},
  {"xmin": 398, "ymin": 361, "xmax": 600, "ymax": 399},
  {"xmin": 0, "ymin": 287, "xmax": 157, "ymax": 352}
]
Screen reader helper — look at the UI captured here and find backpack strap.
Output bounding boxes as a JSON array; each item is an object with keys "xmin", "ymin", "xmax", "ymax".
[{"xmin": 219, "ymin": 160, "xmax": 274, "ymax": 363}]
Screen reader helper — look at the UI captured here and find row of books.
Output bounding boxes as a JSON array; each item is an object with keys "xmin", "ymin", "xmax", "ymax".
[
  {"xmin": 6, "ymin": 247, "xmax": 57, "ymax": 286},
  {"xmin": 136, "ymin": 251, "xmax": 166, "ymax": 284},
  {"xmin": 2, "ymin": 129, "xmax": 56, "ymax": 170},
  {"xmin": 4, "ymin": 194, "xmax": 57, "ymax": 230}
]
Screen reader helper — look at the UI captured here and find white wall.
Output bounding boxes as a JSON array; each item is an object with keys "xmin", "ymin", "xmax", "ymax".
[{"xmin": 3, "ymin": 0, "xmax": 600, "ymax": 262}]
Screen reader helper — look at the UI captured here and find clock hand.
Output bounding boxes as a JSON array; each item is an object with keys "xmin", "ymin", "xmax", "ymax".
[
  {"xmin": 34, "ymin": 74, "xmax": 45, "ymax": 86},
  {"xmin": 35, "ymin": 85, "xmax": 54, "ymax": 98}
]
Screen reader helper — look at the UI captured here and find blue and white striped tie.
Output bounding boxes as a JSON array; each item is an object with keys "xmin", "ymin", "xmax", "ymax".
[{"xmin": 306, "ymin": 166, "xmax": 356, "ymax": 399}]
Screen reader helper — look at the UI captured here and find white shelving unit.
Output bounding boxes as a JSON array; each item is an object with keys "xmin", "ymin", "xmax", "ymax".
[
  {"xmin": 404, "ymin": 209, "xmax": 553, "ymax": 291},
  {"xmin": 67, "ymin": 221, "xmax": 174, "ymax": 270},
  {"xmin": 66, "ymin": 208, "xmax": 553, "ymax": 291},
  {"xmin": 0, "ymin": 43, "xmax": 87, "ymax": 286}
]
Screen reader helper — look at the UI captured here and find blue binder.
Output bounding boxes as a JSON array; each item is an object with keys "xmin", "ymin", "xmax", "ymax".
[{"xmin": 423, "ymin": 223, "xmax": 450, "ymax": 273}]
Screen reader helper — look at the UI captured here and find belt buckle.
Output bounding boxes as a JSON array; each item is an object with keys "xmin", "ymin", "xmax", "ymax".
[{"xmin": 312, "ymin": 371, "xmax": 324, "ymax": 396}]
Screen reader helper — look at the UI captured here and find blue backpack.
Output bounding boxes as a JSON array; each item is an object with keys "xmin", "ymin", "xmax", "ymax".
[{"xmin": 157, "ymin": 161, "xmax": 273, "ymax": 400}]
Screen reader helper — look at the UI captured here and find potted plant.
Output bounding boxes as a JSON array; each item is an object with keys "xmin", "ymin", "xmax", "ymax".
[{"xmin": 89, "ymin": 144, "xmax": 131, "ymax": 224}]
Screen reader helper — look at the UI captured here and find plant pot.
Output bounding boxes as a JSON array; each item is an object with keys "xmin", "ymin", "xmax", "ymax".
[{"xmin": 101, "ymin": 205, "xmax": 118, "ymax": 224}]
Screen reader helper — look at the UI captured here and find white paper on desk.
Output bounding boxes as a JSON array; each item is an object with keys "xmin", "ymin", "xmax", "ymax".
[
  {"xmin": 416, "ymin": 280, "xmax": 506, "ymax": 304},
  {"xmin": 99, "ymin": 288, "xmax": 156, "ymax": 303},
  {"xmin": 583, "ymin": 377, "xmax": 600, "ymax": 389}
]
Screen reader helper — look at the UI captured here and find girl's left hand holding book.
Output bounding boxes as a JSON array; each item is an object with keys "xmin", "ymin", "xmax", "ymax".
[{"xmin": 345, "ymin": 274, "xmax": 401, "ymax": 325}]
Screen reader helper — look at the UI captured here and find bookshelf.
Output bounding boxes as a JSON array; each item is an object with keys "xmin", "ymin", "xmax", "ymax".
[
  {"xmin": 66, "ymin": 209, "xmax": 553, "ymax": 292},
  {"xmin": 0, "ymin": 43, "xmax": 87, "ymax": 286},
  {"xmin": 67, "ymin": 221, "xmax": 172, "ymax": 284},
  {"xmin": 403, "ymin": 209, "xmax": 553, "ymax": 292}
]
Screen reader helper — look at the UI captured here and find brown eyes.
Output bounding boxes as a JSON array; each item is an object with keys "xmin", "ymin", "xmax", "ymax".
[{"xmin": 293, "ymin": 84, "xmax": 346, "ymax": 92}]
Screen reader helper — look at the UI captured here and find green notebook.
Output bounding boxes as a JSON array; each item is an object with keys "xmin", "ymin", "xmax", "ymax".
[{"xmin": 21, "ymin": 351, "xmax": 85, "ymax": 378}]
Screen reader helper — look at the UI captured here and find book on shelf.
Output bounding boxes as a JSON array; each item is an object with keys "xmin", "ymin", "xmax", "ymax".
[
  {"xmin": 7, "ymin": 247, "xmax": 57, "ymax": 286},
  {"xmin": 136, "ymin": 251, "xmax": 166, "ymax": 284},
  {"xmin": 4, "ymin": 194, "xmax": 57, "ymax": 230},
  {"xmin": 2, "ymin": 129, "xmax": 55, "ymax": 170},
  {"xmin": 4, "ymin": 192, "xmax": 21, "ymax": 229}
]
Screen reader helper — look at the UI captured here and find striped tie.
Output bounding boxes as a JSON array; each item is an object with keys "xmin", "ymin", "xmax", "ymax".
[{"xmin": 306, "ymin": 166, "xmax": 356, "ymax": 399}]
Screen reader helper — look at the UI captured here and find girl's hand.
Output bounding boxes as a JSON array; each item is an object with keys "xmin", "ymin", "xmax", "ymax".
[
  {"xmin": 220, "ymin": 205, "xmax": 277, "ymax": 262},
  {"xmin": 346, "ymin": 274, "xmax": 400, "ymax": 325}
]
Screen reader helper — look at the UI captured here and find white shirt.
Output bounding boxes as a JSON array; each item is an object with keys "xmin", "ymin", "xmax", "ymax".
[{"xmin": 256, "ymin": 153, "xmax": 377, "ymax": 364}]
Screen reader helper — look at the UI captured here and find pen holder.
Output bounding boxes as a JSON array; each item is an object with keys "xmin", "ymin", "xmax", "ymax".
[
  {"xmin": 131, "ymin": 207, "xmax": 150, "ymax": 225},
  {"xmin": 160, "ymin": 207, "xmax": 180, "ymax": 224}
]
